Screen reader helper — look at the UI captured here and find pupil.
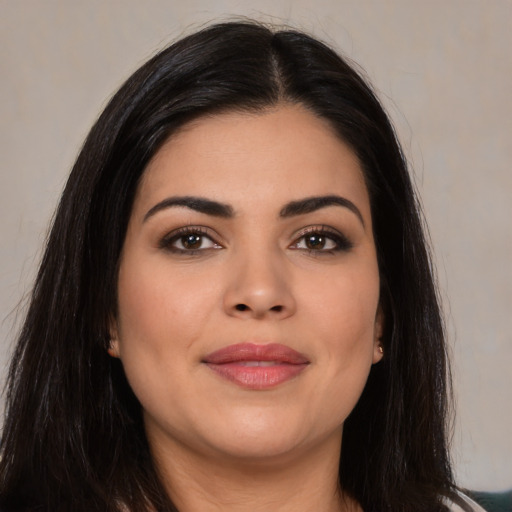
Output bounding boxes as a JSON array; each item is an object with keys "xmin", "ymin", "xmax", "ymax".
[
  {"xmin": 306, "ymin": 234, "xmax": 324, "ymax": 249},
  {"xmin": 183, "ymin": 234, "xmax": 201, "ymax": 249}
]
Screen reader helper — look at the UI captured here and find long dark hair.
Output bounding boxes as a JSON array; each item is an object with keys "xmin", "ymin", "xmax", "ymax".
[{"xmin": 1, "ymin": 21, "xmax": 463, "ymax": 512}]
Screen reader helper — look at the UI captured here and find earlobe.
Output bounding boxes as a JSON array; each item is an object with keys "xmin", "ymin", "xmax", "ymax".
[
  {"xmin": 107, "ymin": 339, "xmax": 120, "ymax": 358},
  {"xmin": 108, "ymin": 318, "xmax": 121, "ymax": 358},
  {"xmin": 372, "ymin": 306, "xmax": 385, "ymax": 364},
  {"xmin": 373, "ymin": 341, "xmax": 384, "ymax": 364}
]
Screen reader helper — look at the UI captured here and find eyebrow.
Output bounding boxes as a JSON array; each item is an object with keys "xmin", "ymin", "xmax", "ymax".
[
  {"xmin": 279, "ymin": 195, "xmax": 365, "ymax": 226},
  {"xmin": 143, "ymin": 196, "xmax": 234, "ymax": 222}
]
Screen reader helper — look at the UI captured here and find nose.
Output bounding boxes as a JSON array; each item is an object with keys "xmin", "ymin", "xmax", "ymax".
[{"xmin": 223, "ymin": 249, "xmax": 296, "ymax": 320}]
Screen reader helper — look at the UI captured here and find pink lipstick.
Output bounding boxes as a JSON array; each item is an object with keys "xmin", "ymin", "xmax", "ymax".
[{"xmin": 202, "ymin": 343, "xmax": 309, "ymax": 390}]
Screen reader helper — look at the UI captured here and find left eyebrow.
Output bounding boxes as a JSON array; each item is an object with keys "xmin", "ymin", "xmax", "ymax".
[{"xmin": 279, "ymin": 195, "xmax": 365, "ymax": 227}]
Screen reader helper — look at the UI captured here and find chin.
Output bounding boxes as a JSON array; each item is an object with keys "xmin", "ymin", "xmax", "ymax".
[{"xmin": 198, "ymin": 410, "xmax": 336, "ymax": 464}]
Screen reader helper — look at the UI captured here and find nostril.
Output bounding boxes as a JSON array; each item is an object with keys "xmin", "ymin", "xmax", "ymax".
[{"xmin": 233, "ymin": 303, "xmax": 285, "ymax": 314}]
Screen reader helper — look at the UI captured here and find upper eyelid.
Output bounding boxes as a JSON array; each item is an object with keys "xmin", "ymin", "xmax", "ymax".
[
  {"xmin": 158, "ymin": 225, "xmax": 222, "ymax": 248},
  {"xmin": 162, "ymin": 225, "xmax": 217, "ymax": 238},
  {"xmin": 292, "ymin": 224, "xmax": 346, "ymax": 238}
]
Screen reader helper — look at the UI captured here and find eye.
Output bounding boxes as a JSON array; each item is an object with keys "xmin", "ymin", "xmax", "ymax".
[
  {"xmin": 159, "ymin": 227, "xmax": 222, "ymax": 254},
  {"xmin": 291, "ymin": 227, "xmax": 353, "ymax": 253},
  {"xmin": 296, "ymin": 233, "xmax": 336, "ymax": 251}
]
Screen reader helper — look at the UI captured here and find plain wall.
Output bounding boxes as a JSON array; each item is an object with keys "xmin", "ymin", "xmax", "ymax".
[{"xmin": 1, "ymin": 0, "xmax": 511, "ymax": 492}]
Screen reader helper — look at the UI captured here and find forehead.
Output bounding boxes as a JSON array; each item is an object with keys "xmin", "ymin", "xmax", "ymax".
[{"xmin": 134, "ymin": 105, "xmax": 371, "ymax": 219}]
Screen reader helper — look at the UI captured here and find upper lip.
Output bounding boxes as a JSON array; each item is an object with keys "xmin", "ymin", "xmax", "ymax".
[{"xmin": 202, "ymin": 343, "xmax": 310, "ymax": 365}]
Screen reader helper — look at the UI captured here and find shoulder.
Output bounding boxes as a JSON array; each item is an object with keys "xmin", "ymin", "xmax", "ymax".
[{"xmin": 446, "ymin": 491, "xmax": 488, "ymax": 512}]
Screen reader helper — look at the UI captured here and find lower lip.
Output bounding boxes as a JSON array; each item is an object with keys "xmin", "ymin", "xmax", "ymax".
[{"xmin": 205, "ymin": 362, "xmax": 308, "ymax": 390}]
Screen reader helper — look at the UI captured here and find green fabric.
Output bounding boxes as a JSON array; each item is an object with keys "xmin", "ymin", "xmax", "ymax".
[{"xmin": 469, "ymin": 490, "xmax": 512, "ymax": 512}]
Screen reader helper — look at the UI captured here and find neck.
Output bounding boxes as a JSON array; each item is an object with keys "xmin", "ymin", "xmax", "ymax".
[{"xmin": 148, "ymin": 430, "xmax": 361, "ymax": 512}]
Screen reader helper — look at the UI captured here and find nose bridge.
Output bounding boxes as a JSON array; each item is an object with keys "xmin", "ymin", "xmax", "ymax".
[{"xmin": 223, "ymin": 239, "xmax": 295, "ymax": 319}]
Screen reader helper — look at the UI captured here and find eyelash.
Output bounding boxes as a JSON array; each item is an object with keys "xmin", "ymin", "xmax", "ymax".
[{"xmin": 158, "ymin": 225, "xmax": 353, "ymax": 256}]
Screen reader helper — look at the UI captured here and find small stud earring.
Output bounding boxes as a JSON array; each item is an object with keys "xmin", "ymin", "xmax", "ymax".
[{"xmin": 378, "ymin": 345, "xmax": 384, "ymax": 354}]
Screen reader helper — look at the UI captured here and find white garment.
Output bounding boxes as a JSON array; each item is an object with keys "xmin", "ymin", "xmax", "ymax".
[{"xmin": 448, "ymin": 491, "xmax": 487, "ymax": 512}]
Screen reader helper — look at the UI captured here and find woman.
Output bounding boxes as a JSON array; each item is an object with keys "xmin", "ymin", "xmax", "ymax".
[{"xmin": 0, "ymin": 21, "xmax": 486, "ymax": 512}]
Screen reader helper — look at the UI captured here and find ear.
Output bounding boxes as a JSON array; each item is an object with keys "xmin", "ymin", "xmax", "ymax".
[
  {"xmin": 372, "ymin": 305, "xmax": 384, "ymax": 364},
  {"xmin": 107, "ymin": 317, "xmax": 121, "ymax": 359}
]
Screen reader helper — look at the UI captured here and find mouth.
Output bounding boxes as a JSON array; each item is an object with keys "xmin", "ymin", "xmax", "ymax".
[{"xmin": 202, "ymin": 343, "xmax": 310, "ymax": 390}]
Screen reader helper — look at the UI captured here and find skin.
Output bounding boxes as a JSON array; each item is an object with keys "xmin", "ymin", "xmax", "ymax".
[{"xmin": 111, "ymin": 104, "xmax": 383, "ymax": 511}]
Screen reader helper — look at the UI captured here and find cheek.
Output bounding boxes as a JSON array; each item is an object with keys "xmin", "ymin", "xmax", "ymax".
[
  {"xmin": 300, "ymin": 264, "xmax": 380, "ymax": 396},
  {"xmin": 116, "ymin": 259, "xmax": 215, "ymax": 351},
  {"xmin": 114, "ymin": 261, "xmax": 212, "ymax": 415},
  {"xmin": 113, "ymin": 262, "xmax": 216, "ymax": 412},
  {"xmin": 117, "ymin": 273, "xmax": 171, "ymax": 351},
  {"xmin": 304, "ymin": 263, "xmax": 380, "ymax": 342}
]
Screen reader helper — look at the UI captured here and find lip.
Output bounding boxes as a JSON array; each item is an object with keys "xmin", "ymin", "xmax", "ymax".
[{"xmin": 202, "ymin": 343, "xmax": 310, "ymax": 390}]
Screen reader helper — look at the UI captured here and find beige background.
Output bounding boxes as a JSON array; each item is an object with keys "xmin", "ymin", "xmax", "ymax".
[{"xmin": 1, "ymin": 0, "xmax": 510, "ymax": 492}]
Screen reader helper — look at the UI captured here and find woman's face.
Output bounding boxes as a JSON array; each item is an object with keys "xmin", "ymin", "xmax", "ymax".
[{"xmin": 112, "ymin": 105, "xmax": 383, "ymax": 464}]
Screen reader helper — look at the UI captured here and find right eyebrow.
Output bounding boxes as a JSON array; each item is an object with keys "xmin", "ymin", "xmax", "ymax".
[{"xmin": 143, "ymin": 196, "xmax": 234, "ymax": 222}]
